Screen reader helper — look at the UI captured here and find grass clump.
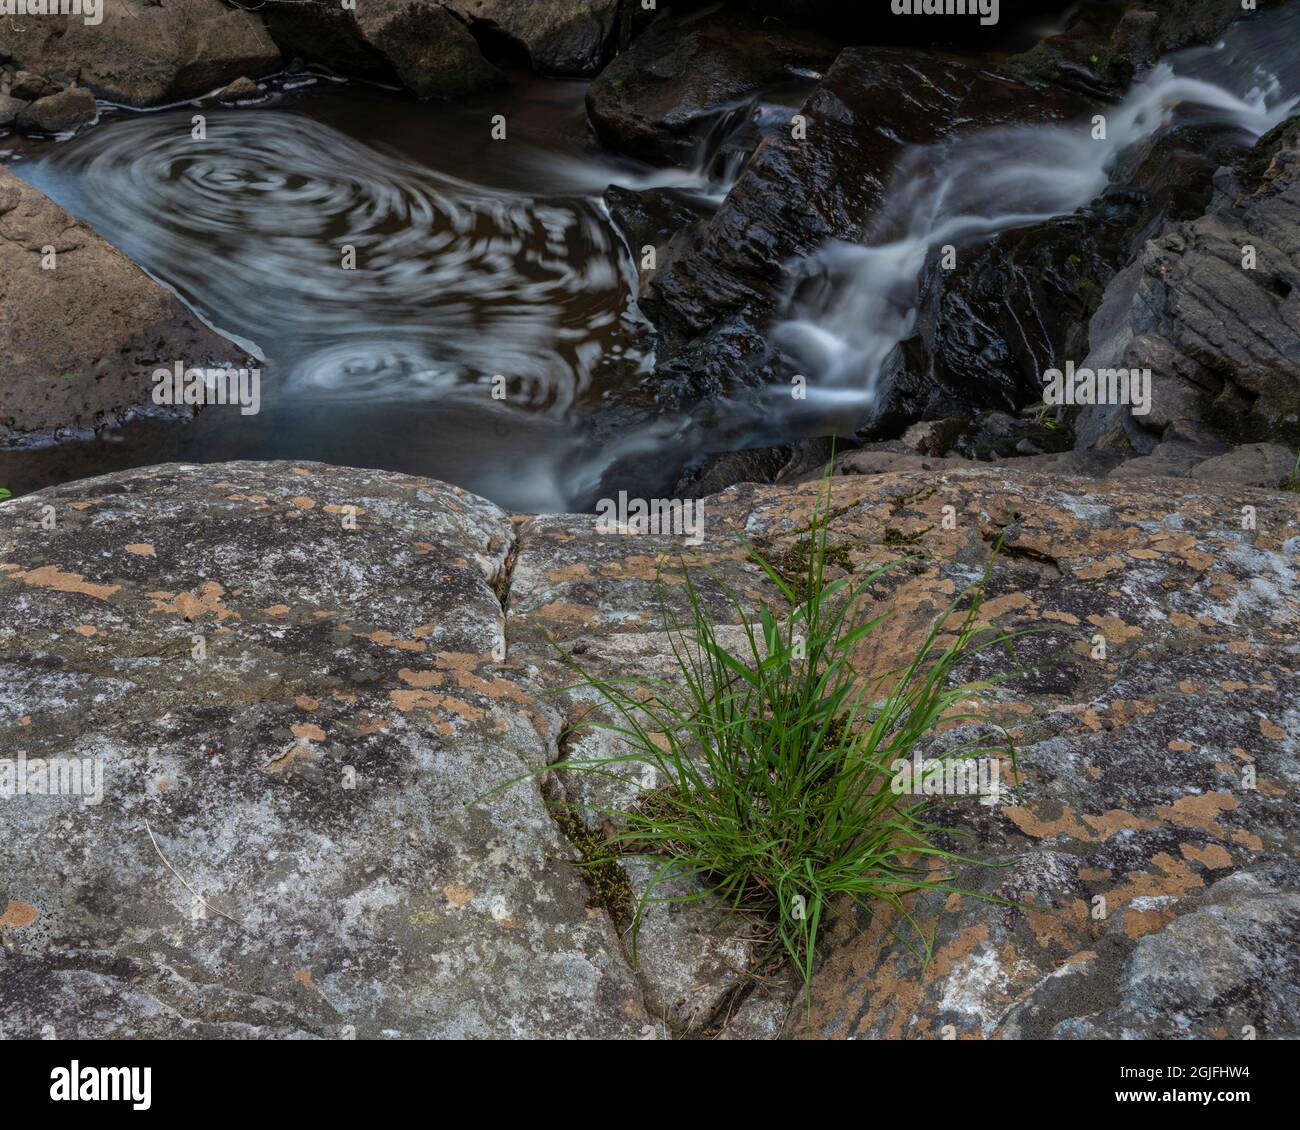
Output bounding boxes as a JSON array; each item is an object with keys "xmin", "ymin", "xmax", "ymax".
[
  {"xmin": 505, "ymin": 477, "xmax": 1021, "ymax": 1003},
  {"xmin": 1281, "ymin": 451, "xmax": 1300, "ymax": 493}
]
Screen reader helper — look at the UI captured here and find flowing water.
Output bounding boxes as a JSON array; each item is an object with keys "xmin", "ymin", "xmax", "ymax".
[{"xmin": 2, "ymin": 5, "xmax": 1298, "ymax": 510}]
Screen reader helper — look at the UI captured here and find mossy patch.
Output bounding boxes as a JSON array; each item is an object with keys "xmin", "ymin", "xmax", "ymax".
[{"xmin": 549, "ymin": 801, "xmax": 634, "ymax": 930}]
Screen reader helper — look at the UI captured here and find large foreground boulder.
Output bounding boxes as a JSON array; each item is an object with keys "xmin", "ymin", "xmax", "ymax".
[
  {"xmin": 0, "ymin": 166, "xmax": 246, "ymax": 440},
  {"xmin": 0, "ymin": 0, "xmax": 281, "ymax": 107},
  {"xmin": 2, "ymin": 460, "xmax": 1295, "ymax": 1038}
]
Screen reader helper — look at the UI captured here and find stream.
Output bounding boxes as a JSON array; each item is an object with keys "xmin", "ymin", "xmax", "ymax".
[{"xmin": 2, "ymin": 5, "xmax": 1298, "ymax": 511}]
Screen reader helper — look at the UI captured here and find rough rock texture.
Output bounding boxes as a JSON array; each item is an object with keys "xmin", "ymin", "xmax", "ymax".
[
  {"xmin": 3, "ymin": 461, "xmax": 1296, "ymax": 1038},
  {"xmin": 0, "ymin": 94, "xmax": 27, "ymax": 127},
  {"xmin": 442, "ymin": 0, "xmax": 625, "ymax": 76},
  {"xmin": 1077, "ymin": 119, "xmax": 1300, "ymax": 456},
  {"xmin": 0, "ymin": 166, "xmax": 246, "ymax": 440},
  {"xmin": 263, "ymin": 0, "xmax": 502, "ymax": 100},
  {"xmin": 0, "ymin": 0, "xmax": 281, "ymax": 107},
  {"xmin": 14, "ymin": 87, "xmax": 97, "ymax": 136},
  {"xmin": 586, "ymin": 6, "xmax": 838, "ymax": 165}
]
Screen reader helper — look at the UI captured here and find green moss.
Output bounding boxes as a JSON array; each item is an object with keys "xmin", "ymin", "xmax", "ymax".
[
  {"xmin": 769, "ymin": 537, "xmax": 852, "ymax": 603},
  {"xmin": 549, "ymin": 802, "xmax": 634, "ymax": 929},
  {"xmin": 887, "ymin": 485, "xmax": 936, "ymax": 517}
]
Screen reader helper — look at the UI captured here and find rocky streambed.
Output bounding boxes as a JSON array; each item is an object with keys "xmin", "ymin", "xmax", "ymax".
[{"xmin": 1, "ymin": 0, "xmax": 1298, "ymax": 1040}]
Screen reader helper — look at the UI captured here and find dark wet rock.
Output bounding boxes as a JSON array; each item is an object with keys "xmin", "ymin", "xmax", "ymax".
[
  {"xmin": 263, "ymin": 0, "xmax": 502, "ymax": 99},
  {"xmin": 215, "ymin": 75, "xmax": 262, "ymax": 104},
  {"xmin": 603, "ymin": 184, "xmax": 710, "ymax": 304},
  {"xmin": 1107, "ymin": 439, "xmax": 1226, "ymax": 480},
  {"xmin": 586, "ymin": 6, "xmax": 838, "ymax": 166},
  {"xmin": 1004, "ymin": 0, "xmax": 1288, "ymax": 97},
  {"xmin": 0, "ymin": 93, "xmax": 26, "ymax": 127},
  {"xmin": 0, "ymin": 166, "xmax": 245, "ymax": 439},
  {"xmin": 1076, "ymin": 119, "xmax": 1300, "ymax": 455},
  {"xmin": 15, "ymin": 87, "xmax": 96, "ymax": 136},
  {"xmin": 442, "ymin": 0, "xmax": 626, "ymax": 77},
  {"xmin": 673, "ymin": 437, "xmax": 835, "ymax": 496},
  {"xmin": 0, "ymin": 0, "xmax": 281, "ymax": 107},
  {"xmin": 8, "ymin": 71, "xmax": 52, "ymax": 102},
  {"xmin": 901, "ymin": 417, "xmax": 969, "ymax": 457}
]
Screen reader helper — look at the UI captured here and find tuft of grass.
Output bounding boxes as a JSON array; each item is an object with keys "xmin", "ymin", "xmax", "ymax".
[
  {"xmin": 512, "ymin": 475, "xmax": 1023, "ymax": 1004},
  {"xmin": 0, "ymin": 488, "xmax": 10, "ymax": 502},
  {"xmin": 1281, "ymin": 451, "xmax": 1300, "ymax": 492}
]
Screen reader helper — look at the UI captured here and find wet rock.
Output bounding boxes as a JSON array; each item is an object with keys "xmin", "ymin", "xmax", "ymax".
[
  {"xmin": 263, "ymin": 1, "xmax": 501, "ymax": 99},
  {"xmin": 0, "ymin": 166, "xmax": 245, "ymax": 438},
  {"xmin": 0, "ymin": 94, "xmax": 26, "ymax": 127},
  {"xmin": 586, "ymin": 6, "xmax": 838, "ymax": 165},
  {"xmin": 603, "ymin": 184, "xmax": 710, "ymax": 303},
  {"xmin": 14, "ymin": 87, "xmax": 96, "ymax": 135},
  {"xmin": 215, "ymin": 76, "xmax": 262, "ymax": 104},
  {"xmin": 901, "ymin": 417, "xmax": 969, "ymax": 457},
  {"xmin": 1076, "ymin": 118, "xmax": 1300, "ymax": 455},
  {"xmin": 1107, "ymin": 440, "xmax": 1226, "ymax": 480},
  {"xmin": 442, "ymin": 0, "xmax": 625, "ymax": 77},
  {"xmin": 8, "ymin": 71, "xmax": 52, "ymax": 102},
  {"xmin": 0, "ymin": 0, "xmax": 281, "ymax": 107}
]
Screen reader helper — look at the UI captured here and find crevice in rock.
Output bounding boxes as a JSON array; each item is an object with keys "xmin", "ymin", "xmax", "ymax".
[{"xmin": 441, "ymin": 8, "xmax": 533, "ymax": 72}]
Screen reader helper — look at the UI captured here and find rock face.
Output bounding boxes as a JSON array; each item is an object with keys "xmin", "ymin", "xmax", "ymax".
[
  {"xmin": 3, "ymin": 460, "xmax": 1295, "ymax": 1039},
  {"xmin": 0, "ymin": 166, "xmax": 245, "ymax": 439},
  {"xmin": 586, "ymin": 6, "xmax": 838, "ymax": 165},
  {"xmin": 0, "ymin": 0, "xmax": 281, "ymax": 107},
  {"xmin": 14, "ymin": 87, "xmax": 97, "ymax": 136},
  {"xmin": 1076, "ymin": 119, "xmax": 1300, "ymax": 456},
  {"xmin": 441, "ymin": 0, "xmax": 625, "ymax": 76},
  {"xmin": 262, "ymin": 0, "xmax": 502, "ymax": 100}
]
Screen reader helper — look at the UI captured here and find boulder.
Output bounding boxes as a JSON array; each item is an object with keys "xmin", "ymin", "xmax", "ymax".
[
  {"xmin": 1189, "ymin": 443, "xmax": 1299, "ymax": 489},
  {"xmin": 0, "ymin": 167, "xmax": 245, "ymax": 439},
  {"xmin": 0, "ymin": 94, "xmax": 27, "ymax": 127},
  {"xmin": 14, "ymin": 87, "xmax": 96, "ymax": 136},
  {"xmin": 441, "ymin": 0, "xmax": 625, "ymax": 76},
  {"xmin": 262, "ymin": 0, "xmax": 501, "ymax": 99},
  {"xmin": 0, "ymin": 0, "xmax": 282, "ymax": 107},
  {"xmin": 586, "ymin": 6, "xmax": 838, "ymax": 165},
  {"xmin": 1076, "ymin": 118, "xmax": 1300, "ymax": 455}
]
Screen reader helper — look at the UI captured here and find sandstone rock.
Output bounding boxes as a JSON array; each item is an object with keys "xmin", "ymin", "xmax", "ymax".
[
  {"xmin": 1189, "ymin": 443, "xmax": 1299, "ymax": 489},
  {"xmin": 0, "ymin": 0, "xmax": 281, "ymax": 107},
  {"xmin": 263, "ymin": 0, "xmax": 501, "ymax": 99},
  {"xmin": 442, "ymin": 0, "xmax": 625, "ymax": 76},
  {"xmin": 586, "ymin": 6, "xmax": 838, "ymax": 165},
  {"xmin": 8, "ymin": 71, "xmax": 52, "ymax": 102},
  {"xmin": 0, "ymin": 93, "xmax": 27, "ymax": 127},
  {"xmin": 215, "ymin": 75, "xmax": 262, "ymax": 104},
  {"xmin": 14, "ymin": 87, "xmax": 96, "ymax": 136},
  {"xmin": 0, "ymin": 166, "xmax": 245, "ymax": 438}
]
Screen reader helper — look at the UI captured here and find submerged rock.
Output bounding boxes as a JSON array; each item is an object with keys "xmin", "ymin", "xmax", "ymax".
[
  {"xmin": 0, "ymin": 0, "xmax": 281, "ymax": 107},
  {"xmin": 0, "ymin": 167, "xmax": 245, "ymax": 439}
]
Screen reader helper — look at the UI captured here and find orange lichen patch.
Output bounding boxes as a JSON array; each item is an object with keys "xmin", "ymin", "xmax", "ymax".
[
  {"xmin": 1076, "ymin": 555, "xmax": 1125, "ymax": 580},
  {"xmin": 19, "ymin": 716, "xmax": 31, "ymax": 727},
  {"xmin": 67, "ymin": 498, "xmax": 106, "ymax": 510},
  {"xmin": 1005, "ymin": 805, "xmax": 1092, "ymax": 841},
  {"xmin": 1043, "ymin": 610, "xmax": 1080, "ymax": 625},
  {"xmin": 1168, "ymin": 740, "xmax": 1193, "ymax": 752},
  {"xmin": 1080, "ymin": 809, "xmax": 1158, "ymax": 838},
  {"xmin": 264, "ymin": 743, "xmax": 320, "ymax": 775},
  {"xmin": 1258, "ymin": 718, "xmax": 1285, "ymax": 741},
  {"xmin": 1219, "ymin": 680, "xmax": 1250, "ymax": 692},
  {"xmin": 531, "ymin": 601, "xmax": 601, "ymax": 627},
  {"xmin": 1109, "ymin": 853, "xmax": 1205, "ymax": 909},
  {"xmin": 413, "ymin": 542, "xmax": 434, "ymax": 554},
  {"xmin": 1178, "ymin": 681, "xmax": 1204, "ymax": 694},
  {"xmin": 323, "ymin": 504, "xmax": 362, "ymax": 516},
  {"xmin": 293, "ymin": 969, "xmax": 313, "ymax": 987},
  {"xmin": 978, "ymin": 592, "xmax": 1032, "ymax": 621},
  {"xmin": 1126, "ymin": 548, "xmax": 1162, "ymax": 560},
  {"xmin": 1230, "ymin": 828, "xmax": 1265, "ymax": 852},
  {"xmin": 388, "ymin": 688, "xmax": 485, "ymax": 723},
  {"xmin": 265, "ymin": 604, "xmax": 291, "ymax": 617},
  {"xmin": 332, "ymin": 691, "xmax": 358, "ymax": 704},
  {"xmin": 294, "ymin": 696, "xmax": 320, "ymax": 711},
  {"xmin": 1025, "ymin": 902, "xmax": 1086, "ymax": 950},
  {"xmin": 73, "ymin": 625, "xmax": 98, "ymax": 637},
  {"xmin": 547, "ymin": 564, "xmax": 593, "ymax": 581},
  {"xmin": 354, "ymin": 630, "xmax": 426, "ymax": 652},
  {"xmin": 356, "ymin": 716, "xmax": 388, "ymax": 736},
  {"xmin": 411, "ymin": 624, "xmax": 436, "ymax": 639},
  {"xmin": 125, "ymin": 543, "xmax": 156, "ymax": 557},
  {"xmin": 289, "ymin": 496, "xmax": 315, "ymax": 509},
  {"xmin": 443, "ymin": 884, "xmax": 474, "ymax": 907},
  {"xmin": 1087, "ymin": 615, "xmax": 1142, "ymax": 643},
  {"xmin": 1106, "ymin": 699, "xmax": 1155, "ymax": 726},
  {"xmin": 1124, "ymin": 908, "xmax": 1174, "ymax": 940},
  {"xmin": 12, "ymin": 565, "xmax": 120, "ymax": 601},
  {"xmin": 292, "ymin": 467, "xmax": 311, "ymax": 477},
  {"xmin": 0, "ymin": 899, "xmax": 39, "ymax": 928},
  {"xmin": 148, "ymin": 582, "xmax": 238, "ymax": 622},
  {"xmin": 398, "ymin": 668, "xmax": 445, "ymax": 689},
  {"xmin": 433, "ymin": 652, "xmax": 530, "ymax": 703},
  {"xmin": 291, "ymin": 723, "xmax": 326, "ymax": 742},
  {"xmin": 1077, "ymin": 867, "xmax": 1112, "ymax": 882},
  {"xmin": 1170, "ymin": 612, "xmax": 1201, "ymax": 630},
  {"xmin": 1156, "ymin": 792, "xmax": 1239, "ymax": 839},
  {"xmin": 1180, "ymin": 842, "xmax": 1232, "ymax": 869}
]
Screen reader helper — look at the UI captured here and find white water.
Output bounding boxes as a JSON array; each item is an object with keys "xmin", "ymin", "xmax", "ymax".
[{"xmin": 774, "ymin": 63, "xmax": 1297, "ymax": 415}]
